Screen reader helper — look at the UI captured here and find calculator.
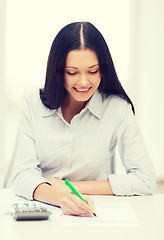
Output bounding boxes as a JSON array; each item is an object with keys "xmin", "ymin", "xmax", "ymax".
[{"xmin": 13, "ymin": 206, "xmax": 52, "ymax": 221}]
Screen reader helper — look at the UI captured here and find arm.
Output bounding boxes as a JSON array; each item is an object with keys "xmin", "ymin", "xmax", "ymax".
[
  {"xmin": 108, "ymin": 102, "xmax": 156, "ymax": 196},
  {"xmin": 33, "ymin": 182, "xmax": 94, "ymax": 215},
  {"xmin": 70, "ymin": 179, "xmax": 114, "ymax": 195},
  {"xmin": 9, "ymin": 93, "xmax": 50, "ymax": 200},
  {"xmin": 48, "ymin": 178, "xmax": 114, "ymax": 195},
  {"xmin": 39, "ymin": 178, "xmax": 114, "ymax": 213}
]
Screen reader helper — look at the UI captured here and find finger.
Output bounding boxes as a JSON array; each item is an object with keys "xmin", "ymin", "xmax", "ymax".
[
  {"xmin": 61, "ymin": 196, "xmax": 85, "ymax": 215},
  {"xmin": 61, "ymin": 194, "xmax": 92, "ymax": 216},
  {"xmin": 83, "ymin": 196, "xmax": 94, "ymax": 211},
  {"xmin": 69, "ymin": 194, "xmax": 94, "ymax": 214}
]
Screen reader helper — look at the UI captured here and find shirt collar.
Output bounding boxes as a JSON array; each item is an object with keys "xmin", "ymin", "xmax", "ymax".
[
  {"xmin": 86, "ymin": 90, "xmax": 103, "ymax": 119},
  {"xmin": 42, "ymin": 90, "xmax": 103, "ymax": 119}
]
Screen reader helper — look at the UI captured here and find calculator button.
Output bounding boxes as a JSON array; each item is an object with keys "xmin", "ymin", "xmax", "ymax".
[
  {"xmin": 34, "ymin": 207, "xmax": 40, "ymax": 212},
  {"xmin": 14, "ymin": 207, "xmax": 20, "ymax": 212},
  {"xmin": 40, "ymin": 208, "xmax": 47, "ymax": 212},
  {"xmin": 29, "ymin": 208, "xmax": 35, "ymax": 212},
  {"xmin": 21, "ymin": 207, "xmax": 28, "ymax": 212}
]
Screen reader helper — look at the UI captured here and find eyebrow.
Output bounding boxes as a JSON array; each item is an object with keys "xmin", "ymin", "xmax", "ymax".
[
  {"xmin": 89, "ymin": 64, "xmax": 99, "ymax": 69},
  {"xmin": 65, "ymin": 64, "xmax": 99, "ymax": 69}
]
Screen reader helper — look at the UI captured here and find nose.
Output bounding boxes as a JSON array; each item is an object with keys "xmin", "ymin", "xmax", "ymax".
[{"xmin": 78, "ymin": 73, "xmax": 89, "ymax": 86}]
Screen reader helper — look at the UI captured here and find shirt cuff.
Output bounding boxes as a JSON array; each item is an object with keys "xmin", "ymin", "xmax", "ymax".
[
  {"xmin": 11, "ymin": 173, "xmax": 51, "ymax": 200},
  {"xmin": 108, "ymin": 172, "xmax": 156, "ymax": 196},
  {"xmin": 108, "ymin": 174, "xmax": 133, "ymax": 196}
]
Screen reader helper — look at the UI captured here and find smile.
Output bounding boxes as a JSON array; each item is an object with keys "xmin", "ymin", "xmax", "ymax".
[
  {"xmin": 76, "ymin": 88, "xmax": 89, "ymax": 92},
  {"xmin": 73, "ymin": 87, "xmax": 92, "ymax": 94}
]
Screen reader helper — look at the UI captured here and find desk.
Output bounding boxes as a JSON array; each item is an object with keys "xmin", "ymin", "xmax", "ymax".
[{"xmin": 0, "ymin": 189, "xmax": 164, "ymax": 240}]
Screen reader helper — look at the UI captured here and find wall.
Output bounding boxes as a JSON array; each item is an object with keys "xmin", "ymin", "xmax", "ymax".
[
  {"xmin": 0, "ymin": 0, "xmax": 6, "ymax": 184},
  {"xmin": 128, "ymin": 0, "xmax": 164, "ymax": 180},
  {"xmin": 1, "ymin": 0, "xmax": 164, "ymax": 184}
]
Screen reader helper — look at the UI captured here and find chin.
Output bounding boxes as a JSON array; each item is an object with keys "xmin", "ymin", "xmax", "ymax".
[{"xmin": 74, "ymin": 93, "xmax": 93, "ymax": 102}]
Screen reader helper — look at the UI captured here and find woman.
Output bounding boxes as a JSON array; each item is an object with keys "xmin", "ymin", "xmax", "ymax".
[{"xmin": 8, "ymin": 22, "xmax": 155, "ymax": 216}]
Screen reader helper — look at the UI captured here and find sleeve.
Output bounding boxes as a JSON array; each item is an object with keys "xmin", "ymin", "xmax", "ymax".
[
  {"xmin": 108, "ymin": 102, "xmax": 156, "ymax": 196},
  {"xmin": 9, "ymin": 93, "xmax": 50, "ymax": 200}
]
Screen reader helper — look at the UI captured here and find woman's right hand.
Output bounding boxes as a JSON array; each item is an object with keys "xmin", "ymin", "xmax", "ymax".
[
  {"xmin": 47, "ymin": 177, "xmax": 94, "ymax": 215},
  {"xmin": 60, "ymin": 193, "xmax": 94, "ymax": 216},
  {"xmin": 33, "ymin": 182, "xmax": 94, "ymax": 216}
]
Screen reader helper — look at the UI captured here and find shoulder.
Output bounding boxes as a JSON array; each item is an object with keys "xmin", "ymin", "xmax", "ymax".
[
  {"xmin": 102, "ymin": 94, "xmax": 132, "ymax": 114},
  {"xmin": 92, "ymin": 90, "xmax": 134, "ymax": 120},
  {"xmin": 21, "ymin": 89, "xmax": 56, "ymax": 117},
  {"xmin": 105, "ymin": 94, "xmax": 127, "ymax": 105},
  {"xmin": 100, "ymin": 95, "xmax": 136, "ymax": 136},
  {"xmin": 21, "ymin": 89, "xmax": 41, "ymax": 108},
  {"xmin": 98, "ymin": 93, "xmax": 134, "ymax": 128},
  {"xmin": 22, "ymin": 89, "xmax": 40, "ymax": 102},
  {"xmin": 20, "ymin": 89, "xmax": 47, "ymax": 116}
]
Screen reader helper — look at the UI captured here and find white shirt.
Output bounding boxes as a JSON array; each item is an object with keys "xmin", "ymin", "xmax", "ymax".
[{"xmin": 8, "ymin": 90, "xmax": 156, "ymax": 200}]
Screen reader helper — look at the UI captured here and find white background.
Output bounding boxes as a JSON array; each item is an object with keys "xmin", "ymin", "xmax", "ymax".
[{"xmin": 0, "ymin": 0, "xmax": 164, "ymax": 184}]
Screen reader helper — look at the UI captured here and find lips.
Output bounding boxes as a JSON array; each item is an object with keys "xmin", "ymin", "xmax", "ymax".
[
  {"xmin": 76, "ymin": 88, "xmax": 90, "ymax": 92},
  {"xmin": 73, "ymin": 87, "xmax": 92, "ymax": 94}
]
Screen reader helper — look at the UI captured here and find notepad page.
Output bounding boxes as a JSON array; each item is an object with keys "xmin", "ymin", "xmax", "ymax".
[
  {"xmin": 94, "ymin": 200, "xmax": 139, "ymax": 223},
  {"xmin": 58, "ymin": 199, "xmax": 140, "ymax": 225}
]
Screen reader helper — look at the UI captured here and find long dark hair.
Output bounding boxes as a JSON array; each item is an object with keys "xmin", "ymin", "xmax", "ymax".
[{"xmin": 40, "ymin": 22, "xmax": 135, "ymax": 114}]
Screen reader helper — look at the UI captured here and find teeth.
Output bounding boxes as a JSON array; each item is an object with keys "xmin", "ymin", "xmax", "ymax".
[{"xmin": 76, "ymin": 88, "xmax": 89, "ymax": 92}]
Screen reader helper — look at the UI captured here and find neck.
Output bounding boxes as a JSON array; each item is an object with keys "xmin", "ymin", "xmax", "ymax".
[{"xmin": 61, "ymin": 94, "xmax": 87, "ymax": 123}]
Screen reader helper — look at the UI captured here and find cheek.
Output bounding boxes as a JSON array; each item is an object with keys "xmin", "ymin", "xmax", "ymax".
[
  {"xmin": 93, "ymin": 75, "xmax": 101, "ymax": 87},
  {"xmin": 64, "ymin": 75, "xmax": 71, "ymax": 90}
]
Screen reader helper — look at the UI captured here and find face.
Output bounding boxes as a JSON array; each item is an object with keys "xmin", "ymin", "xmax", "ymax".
[{"xmin": 64, "ymin": 48, "xmax": 101, "ymax": 104}]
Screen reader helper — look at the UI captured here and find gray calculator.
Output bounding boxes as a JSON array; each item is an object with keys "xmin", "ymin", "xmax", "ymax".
[{"xmin": 13, "ymin": 206, "xmax": 51, "ymax": 221}]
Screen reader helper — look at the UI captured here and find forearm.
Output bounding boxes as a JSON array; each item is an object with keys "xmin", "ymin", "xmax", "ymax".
[
  {"xmin": 33, "ymin": 182, "xmax": 94, "ymax": 216},
  {"xmin": 72, "ymin": 179, "xmax": 115, "ymax": 195},
  {"xmin": 33, "ymin": 183, "xmax": 65, "ymax": 207},
  {"xmin": 33, "ymin": 179, "xmax": 114, "ymax": 208}
]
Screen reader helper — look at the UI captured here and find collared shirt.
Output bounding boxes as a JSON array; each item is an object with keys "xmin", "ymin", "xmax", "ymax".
[{"xmin": 8, "ymin": 90, "xmax": 156, "ymax": 200}]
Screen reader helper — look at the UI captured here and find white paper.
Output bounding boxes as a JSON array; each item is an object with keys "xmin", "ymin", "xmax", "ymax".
[{"xmin": 54, "ymin": 199, "xmax": 140, "ymax": 225}]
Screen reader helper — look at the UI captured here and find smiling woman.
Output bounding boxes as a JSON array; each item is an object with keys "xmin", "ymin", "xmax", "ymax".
[
  {"xmin": 63, "ymin": 49, "xmax": 101, "ymax": 122},
  {"xmin": 7, "ymin": 22, "xmax": 155, "ymax": 216},
  {"xmin": 62, "ymin": 48, "xmax": 101, "ymax": 123}
]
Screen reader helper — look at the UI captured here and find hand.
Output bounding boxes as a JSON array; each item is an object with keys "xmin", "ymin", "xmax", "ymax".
[
  {"xmin": 47, "ymin": 177, "xmax": 94, "ymax": 216},
  {"xmin": 60, "ymin": 193, "xmax": 94, "ymax": 216},
  {"xmin": 48, "ymin": 177, "xmax": 69, "ymax": 192}
]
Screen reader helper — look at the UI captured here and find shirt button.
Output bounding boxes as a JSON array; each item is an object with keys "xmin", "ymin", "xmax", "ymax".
[
  {"xmin": 64, "ymin": 161, "xmax": 69, "ymax": 167},
  {"xmin": 72, "ymin": 124, "xmax": 76, "ymax": 128}
]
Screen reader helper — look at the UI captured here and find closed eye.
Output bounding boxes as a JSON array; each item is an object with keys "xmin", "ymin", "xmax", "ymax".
[
  {"xmin": 88, "ymin": 69, "xmax": 99, "ymax": 74},
  {"xmin": 66, "ymin": 71, "xmax": 78, "ymax": 76}
]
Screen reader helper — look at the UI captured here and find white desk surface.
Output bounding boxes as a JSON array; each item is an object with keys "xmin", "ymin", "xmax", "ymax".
[{"xmin": 0, "ymin": 189, "xmax": 164, "ymax": 240}]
